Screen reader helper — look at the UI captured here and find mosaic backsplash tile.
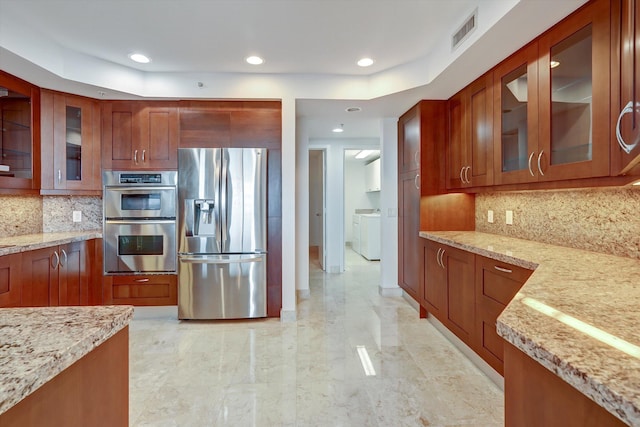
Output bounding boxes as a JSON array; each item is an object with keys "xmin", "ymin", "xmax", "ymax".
[
  {"xmin": 0, "ymin": 196, "xmax": 42, "ymax": 237},
  {"xmin": 475, "ymin": 187, "xmax": 640, "ymax": 260},
  {"xmin": 43, "ymin": 196, "xmax": 102, "ymax": 233}
]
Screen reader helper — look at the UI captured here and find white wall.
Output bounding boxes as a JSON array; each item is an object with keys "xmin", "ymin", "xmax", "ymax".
[
  {"xmin": 344, "ymin": 155, "xmax": 380, "ymax": 244},
  {"xmin": 379, "ymin": 118, "xmax": 400, "ymax": 294}
]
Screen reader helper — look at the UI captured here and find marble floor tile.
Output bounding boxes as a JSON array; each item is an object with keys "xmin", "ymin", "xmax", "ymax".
[{"xmin": 129, "ymin": 247, "xmax": 504, "ymax": 426}]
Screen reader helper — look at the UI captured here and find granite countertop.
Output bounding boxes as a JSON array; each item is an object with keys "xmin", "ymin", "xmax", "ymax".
[
  {"xmin": 0, "ymin": 230, "xmax": 102, "ymax": 257},
  {"xmin": 419, "ymin": 231, "xmax": 640, "ymax": 426},
  {"xmin": 0, "ymin": 305, "xmax": 133, "ymax": 415}
]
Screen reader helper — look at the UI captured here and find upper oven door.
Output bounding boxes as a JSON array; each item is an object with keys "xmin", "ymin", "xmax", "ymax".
[{"xmin": 104, "ymin": 186, "xmax": 176, "ymax": 219}]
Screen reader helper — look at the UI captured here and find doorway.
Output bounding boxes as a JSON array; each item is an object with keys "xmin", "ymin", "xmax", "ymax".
[{"xmin": 309, "ymin": 149, "xmax": 326, "ymax": 270}]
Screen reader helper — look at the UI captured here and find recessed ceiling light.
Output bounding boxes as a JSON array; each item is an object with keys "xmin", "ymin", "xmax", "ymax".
[
  {"xmin": 357, "ymin": 58, "xmax": 374, "ymax": 67},
  {"xmin": 246, "ymin": 56, "xmax": 264, "ymax": 65},
  {"xmin": 332, "ymin": 124, "xmax": 344, "ymax": 133},
  {"xmin": 550, "ymin": 60, "xmax": 560, "ymax": 68},
  {"xmin": 346, "ymin": 107, "xmax": 362, "ymax": 113},
  {"xmin": 129, "ymin": 53, "xmax": 151, "ymax": 64}
]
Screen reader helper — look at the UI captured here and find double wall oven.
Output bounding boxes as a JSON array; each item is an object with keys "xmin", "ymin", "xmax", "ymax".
[{"xmin": 103, "ymin": 171, "xmax": 177, "ymax": 274}]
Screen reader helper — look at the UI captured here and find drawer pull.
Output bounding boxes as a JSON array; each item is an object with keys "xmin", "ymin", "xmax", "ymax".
[
  {"xmin": 134, "ymin": 278, "xmax": 150, "ymax": 283},
  {"xmin": 494, "ymin": 266, "xmax": 513, "ymax": 274}
]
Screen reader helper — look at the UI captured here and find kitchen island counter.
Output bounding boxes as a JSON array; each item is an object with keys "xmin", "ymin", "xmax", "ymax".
[
  {"xmin": 0, "ymin": 230, "xmax": 102, "ymax": 257},
  {"xmin": 0, "ymin": 305, "xmax": 133, "ymax": 422},
  {"xmin": 420, "ymin": 230, "xmax": 640, "ymax": 426}
]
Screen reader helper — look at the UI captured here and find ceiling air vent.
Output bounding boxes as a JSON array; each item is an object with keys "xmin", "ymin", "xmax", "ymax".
[{"xmin": 452, "ymin": 9, "xmax": 478, "ymax": 51}]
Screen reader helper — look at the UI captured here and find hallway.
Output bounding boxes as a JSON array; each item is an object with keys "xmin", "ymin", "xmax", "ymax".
[{"xmin": 129, "ymin": 250, "xmax": 504, "ymax": 426}]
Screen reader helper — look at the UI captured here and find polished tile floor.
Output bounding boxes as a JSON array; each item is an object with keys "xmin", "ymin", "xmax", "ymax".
[{"xmin": 129, "ymin": 248, "xmax": 504, "ymax": 426}]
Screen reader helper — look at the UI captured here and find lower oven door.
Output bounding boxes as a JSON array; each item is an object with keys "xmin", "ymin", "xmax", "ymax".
[{"xmin": 104, "ymin": 220, "xmax": 176, "ymax": 273}]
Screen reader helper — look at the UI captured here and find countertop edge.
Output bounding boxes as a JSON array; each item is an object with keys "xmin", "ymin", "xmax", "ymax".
[
  {"xmin": 0, "ymin": 231, "xmax": 102, "ymax": 256},
  {"xmin": 0, "ymin": 306, "xmax": 133, "ymax": 416},
  {"xmin": 419, "ymin": 230, "xmax": 640, "ymax": 426}
]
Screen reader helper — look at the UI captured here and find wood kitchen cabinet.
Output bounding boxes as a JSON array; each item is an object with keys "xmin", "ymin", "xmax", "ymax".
[
  {"xmin": 493, "ymin": 0, "xmax": 611, "ymax": 185},
  {"xmin": 0, "ymin": 253, "xmax": 21, "ymax": 307},
  {"xmin": 475, "ymin": 255, "xmax": 532, "ymax": 374},
  {"xmin": 103, "ymin": 274, "xmax": 177, "ymax": 306},
  {"xmin": 40, "ymin": 90, "xmax": 101, "ymax": 194},
  {"xmin": 613, "ymin": 0, "xmax": 640, "ymax": 174},
  {"xmin": 102, "ymin": 101, "xmax": 179, "ymax": 170},
  {"xmin": 21, "ymin": 241, "xmax": 91, "ymax": 307},
  {"xmin": 422, "ymin": 240, "xmax": 475, "ymax": 343},
  {"xmin": 447, "ymin": 72, "xmax": 494, "ymax": 189},
  {"xmin": 0, "ymin": 70, "xmax": 40, "ymax": 193}
]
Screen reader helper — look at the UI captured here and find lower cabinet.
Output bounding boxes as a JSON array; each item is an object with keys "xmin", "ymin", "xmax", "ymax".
[
  {"xmin": 422, "ymin": 238, "xmax": 533, "ymax": 374},
  {"xmin": 0, "ymin": 253, "xmax": 21, "ymax": 307},
  {"xmin": 0, "ymin": 239, "xmax": 100, "ymax": 308},
  {"xmin": 21, "ymin": 241, "xmax": 92, "ymax": 307},
  {"xmin": 103, "ymin": 274, "xmax": 177, "ymax": 306},
  {"xmin": 475, "ymin": 255, "xmax": 533, "ymax": 375},
  {"xmin": 422, "ymin": 240, "xmax": 475, "ymax": 343}
]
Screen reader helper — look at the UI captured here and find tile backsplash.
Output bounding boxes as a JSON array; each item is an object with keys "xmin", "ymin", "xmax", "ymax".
[
  {"xmin": 475, "ymin": 187, "xmax": 640, "ymax": 260},
  {"xmin": 0, "ymin": 195, "xmax": 102, "ymax": 237}
]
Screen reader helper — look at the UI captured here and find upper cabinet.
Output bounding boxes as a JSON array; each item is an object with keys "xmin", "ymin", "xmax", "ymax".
[
  {"xmin": 41, "ymin": 90, "xmax": 101, "ymax": 194},
  {"xmin": 398, "ymin": 107, "xmax": 421, "ymax": 174},
  {"xmin": 365, "ymin": 158, "xmax": 381, "ymax": 192},
  {"xmin": 102, "ymin": 101, "xmax": 179, "ymax": 170},
  {"xmin": 493, "ymin": 0, "xmax": 611, "ymax": 185},
  {"xmin": 614, "ymin": 0, "xmax": 640, "ymax": 174},
  {"xmin": 0, "ymin": 71, "xmax": 40, "ymax": 192},
  {"xmin": 537, "ymin": 0, "xmax": 611, "ymax": 181},
  {"xmin": 447, "ymin": 72, "xmax": 494, "ymax": 189}
]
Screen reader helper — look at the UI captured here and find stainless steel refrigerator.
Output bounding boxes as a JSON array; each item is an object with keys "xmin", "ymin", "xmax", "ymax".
[{"xmin": 177, "ymin": 148, "xmax": 267, "ymax": 319}]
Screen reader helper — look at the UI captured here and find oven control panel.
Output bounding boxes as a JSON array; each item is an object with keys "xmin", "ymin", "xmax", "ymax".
[{"xmin": 119, "ymin": 173, "xmax": 163, "ymax": 184}]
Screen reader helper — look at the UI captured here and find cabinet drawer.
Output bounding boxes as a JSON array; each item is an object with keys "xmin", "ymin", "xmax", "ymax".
[
  {"xmin": 476, "ymin": 256, "xmax": 533, "ymax": 306},
  {"xmin": 105, "ymin": 275, "xmax": 177, "ymax": 306}
]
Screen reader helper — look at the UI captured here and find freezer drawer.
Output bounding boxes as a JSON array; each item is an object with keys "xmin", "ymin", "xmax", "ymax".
[{"xmin": 178, "ymin": 254, "xmax": 267, "ymax": 319}]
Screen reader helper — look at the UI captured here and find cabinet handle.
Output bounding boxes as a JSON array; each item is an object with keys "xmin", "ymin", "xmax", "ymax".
[
  {"xmin": 459, "ymin": 167, "xmax": 465, "ymax": 183},
  {"xmin": 436, "ymin": 248, "xmax": 442, "ymax": 268},
  {"xmin": 134, "ymin": 150, "xmax": 138, "ymax": 164},
  {"xmin": 59, "ymin": 249, "xmax": 67, "ymax": 268},
  {"xmin": 537, "ymin": 150, "xmax": 545, "ymax": 176},
  {"xmin": 142, "ymin": 149, "xmax": 146, "ymax": 163},
  {"xmin": 616, "ymin": 101, "xmax": 639, "ymax": 154},
  {"xmin": 57, "ymin": 169, "xmax": 62, "ymax": 184},
  {"xmin": 464, "ymin": 166, "xmax": 470, "ymax": 184},
  {"xmin": 494, "ymin": 266, "xmax": 513, "ymax": 274},
  {"xmin": 414, "ymin": 174, "xmax": 420, "ymax": 190},
  {"xmin": 50, "ymin": 251, "xmax": 60, "ymax": 270},
  {"xmin": 438, "ymin": 248, "xmax": 446, "ymax": 269},
  {"xmin": 414, "ymin": 150, "xmax": 420, "ymax": 168},
  {"xmin": 528, "ymin": 152, "xmax": 535, "ymax": 177},
  {"xmin": 134, "ymin": 278, "xmax": 150, "ymax": 283}
]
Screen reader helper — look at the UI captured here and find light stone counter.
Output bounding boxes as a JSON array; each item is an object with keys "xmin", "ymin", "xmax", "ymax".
[
  {"xmin": 0, "ymin": 305, "xmax": 133, "ymax": 415},
  {"xmin": 0, "ymin": 230, "xmax": 102, "ymax": 256},
  {"xmin": 420, "ymin": 231, "xmax": 640, "ymax": 426}
]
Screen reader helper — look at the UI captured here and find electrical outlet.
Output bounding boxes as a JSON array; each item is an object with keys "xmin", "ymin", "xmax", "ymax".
[
  {"xmin": 487, "ymin": 210, "xmax": 494, "ymax": 223},
  {"xmin": 505, "ymin": 210, "xmax": 513, "ymax": 225},
  {"xmin": 72, "ymin": 211, "xmax": 82, "ymax": 222}
]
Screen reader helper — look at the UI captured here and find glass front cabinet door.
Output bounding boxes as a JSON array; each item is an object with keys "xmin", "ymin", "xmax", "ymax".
[
  {"xmin": 41, "ymin": 90, "xmax": 101, "ymax": 193},
  {"xmin": 537, "ymin": 0, "xmax": 611, "ymax": 181}
]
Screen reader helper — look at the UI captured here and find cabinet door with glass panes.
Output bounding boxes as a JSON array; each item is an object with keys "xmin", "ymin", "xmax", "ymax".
[
  {"xmin": 537, "ymin": 0, "xmax": 611, "ymax": 181},
  {"xmin": 41, "ymin": 90, "xmax": 101, "ymax": 193},
  {"xmin": 493, "ymin": 42, "xmax": 540, "ymax": 185}
]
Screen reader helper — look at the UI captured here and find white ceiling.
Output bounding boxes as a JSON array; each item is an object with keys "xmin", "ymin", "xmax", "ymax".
[{"xmin": 0, "ymin": 0, "xmax": 588, "ymax": 139}]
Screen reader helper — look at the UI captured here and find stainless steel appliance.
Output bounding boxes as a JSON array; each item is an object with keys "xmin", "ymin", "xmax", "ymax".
[
  {"xmin": 177, "ymin": 148, "xmax": 267, "ymax": 320},
  {"xmin": 103, "ymin": 171, "xmax": 177, "ymax": 274}
]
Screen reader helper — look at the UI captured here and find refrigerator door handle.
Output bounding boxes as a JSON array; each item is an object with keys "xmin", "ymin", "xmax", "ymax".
[
  {"xmin": 179, "ymin": 255, "xmax": 264, "ymax": 264},
  {"xmin": 220, "ymin": 150, "xmax": 229, "ymax": 251}
]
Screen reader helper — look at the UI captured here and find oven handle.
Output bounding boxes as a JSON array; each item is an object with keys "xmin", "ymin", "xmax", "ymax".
[
  {"xmin": 104, "ymin": 186, "xmax": 176, "ymax": 192},
  {"xmin": 105, "ymin": 219, "xmax": 176, "ymax": 225},
  {"xmin": 180, "ymin": 255, "xmax": 264, "ymax": 264}
]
